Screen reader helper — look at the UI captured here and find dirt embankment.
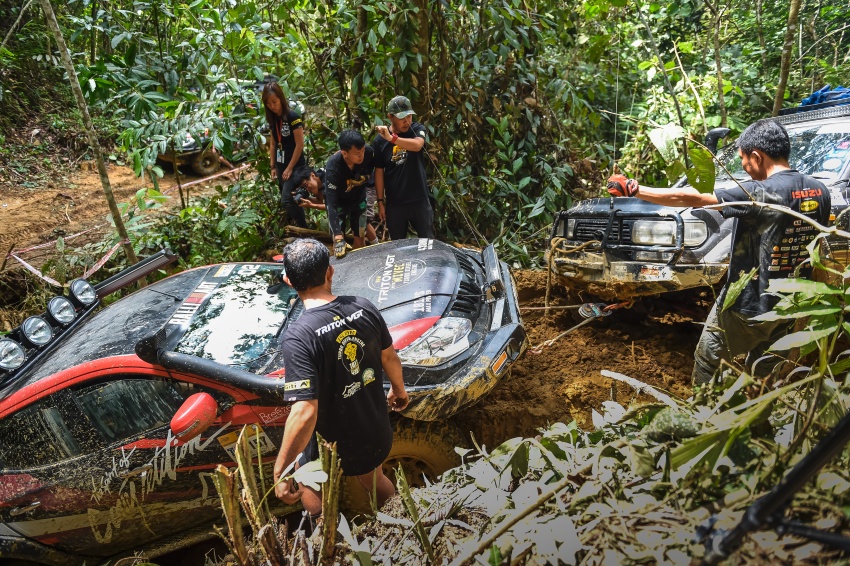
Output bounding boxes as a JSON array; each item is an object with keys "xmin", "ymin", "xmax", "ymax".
[{"xmin": 453, "ymin": 270, "xmax": 703, "ymax": 446}]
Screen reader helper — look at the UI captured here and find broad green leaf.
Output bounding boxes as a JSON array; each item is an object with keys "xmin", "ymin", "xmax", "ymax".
[
  {"xmin": 648, "ymin": 123, "xmax": 685, "ymax": 162},
  {"xmin": 722, "ymin": 268, "xmax": 757, "ymax": 312},
  {"xmin": 685, "ymin": 147, "xmax": 716, "ymax": 193},
  {"xmin": 770, "ymin": 326, "xmax": 833, "ymax": 351},
  {"xmin": 751, "ymin": 304, "xmax": 841, "ymax": 322},
  {"xmin": 766, "ymin": 278, "xmax": 842, "ymax": 295}
]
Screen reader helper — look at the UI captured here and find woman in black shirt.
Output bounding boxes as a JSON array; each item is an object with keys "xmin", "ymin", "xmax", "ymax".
[{"xmin": 262, "ymin": 82, "xmax": 307, "ymax": 227}]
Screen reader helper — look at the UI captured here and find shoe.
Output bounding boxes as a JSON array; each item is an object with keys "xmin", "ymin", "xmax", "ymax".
[{"xmin": 334, "ymin": 239, "xmax": 347, "ymax": 258}]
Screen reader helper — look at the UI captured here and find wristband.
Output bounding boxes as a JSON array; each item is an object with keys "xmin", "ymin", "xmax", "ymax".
[
  {"xmin": 377, "ymin": 198, "xmax": 385, "ymax": 203},
  {"xmin": 390, "ymin": 133, "xmax": 398, "ymax": 144}
]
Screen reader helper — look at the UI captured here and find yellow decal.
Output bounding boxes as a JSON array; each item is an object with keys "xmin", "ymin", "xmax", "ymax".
[
  {"xmin": 284, "ymin": 379, "xmax": 311, "ymax": 391},
  {"xmin": 336, "ymin": 329, "xmax": 357, "ymax": 343},
  {"xmin": 800, "ymin": 200, "xmax": 819, "ymax": 212},
  {"xmin": 362, "ymin": 368, "xmax": 375, "ymax": 385}
]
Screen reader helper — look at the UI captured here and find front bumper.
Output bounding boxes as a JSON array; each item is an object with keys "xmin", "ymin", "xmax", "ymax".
[
  {"xmin": 399, "ymin": 255, "xmax": 528, "ymax": 421},
  {"xmin": 547, "ymin": 243, "xmax": 728, "ymax": 300}
]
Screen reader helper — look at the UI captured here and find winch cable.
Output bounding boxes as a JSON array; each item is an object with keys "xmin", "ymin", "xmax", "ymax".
[
  {"xmin": 424, "ymin": 147, "xmax": 489, "ymax": 248},
  {"xmin": 528, "ymin": 301, "xmax": 633, "ymax": 354}
]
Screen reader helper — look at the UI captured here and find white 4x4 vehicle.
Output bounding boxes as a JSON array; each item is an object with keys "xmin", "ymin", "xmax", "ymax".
[{"xmin": 548, "ymin": 101, "xmax": 850, "ymax": 300}]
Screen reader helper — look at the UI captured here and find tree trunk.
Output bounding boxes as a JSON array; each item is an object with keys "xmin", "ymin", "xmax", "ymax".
[
  {"xmin": 713, "ymin": 11, "xmax": 727, "ymax": 128},
  {"xmin": 772, "ymin": 0, "xmax": 803, "ymax": 116},
  {"xmin": 347, "ymin": 5, "xmax": 368, "ymax": 125},
  {"xmin": 413, "ymin": 0, "xmax": 430, "ymax": 115},
  {"xmin": 755, "ymin": 0, "xmax": 767, "ymax": 69},
  {"xmin": 38, "ymin": 0, "xmax": 139, "ymax": 266}
]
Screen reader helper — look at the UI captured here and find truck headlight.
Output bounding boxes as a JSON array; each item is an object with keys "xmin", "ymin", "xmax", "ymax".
[
  {"xmin": 398, "ymin": 317, "xmax": 472, "ymax": 367},
  {"xmin": 0, "ymin": 338, "xmax": 26, "ymax": 371},
  {"xmin": 22, "ymin": 316, "xmax": 53, "ymax": 347},
  {"xmin": 632, "ymin": 220, "xmax": 707, "ymax": 247},
  {"xmin": 70, "ymin": 279, "xmax": 97, "ymax": 306},
  {"xmin": 566, "ymin": 218, "xmax": 576, "ymax": 239}
]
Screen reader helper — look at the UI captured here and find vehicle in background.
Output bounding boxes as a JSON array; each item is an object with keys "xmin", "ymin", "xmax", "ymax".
[{"xmin": 548, "ymin": 100, "xmax": 850, "ymax": 300}]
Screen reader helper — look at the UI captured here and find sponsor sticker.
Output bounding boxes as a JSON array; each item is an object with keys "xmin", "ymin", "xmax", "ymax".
[
  {"xmin": 362, "ymin": 368, "xmax": 376, "ymax": 385},
  {"xmin": 214, "ymin": 265, "xmax": 235, "ymax": 278},
  {"xmin": 342, "ymin": 381, "xmax": 361, "ymax": 398},
  {"xmin": 217, "ymin": 425, "xmax": 276, "ymax": 460},
  {"xmin": 800, "ymin": 200, "xmax": 819, "ymax": 212},
  {"xmin": 368, "ymin": 256, "xmax": 427, "ymax": 302},
  {"xmin": 284, "ymin": 379, "xmax": 311, "ymax": 391}
]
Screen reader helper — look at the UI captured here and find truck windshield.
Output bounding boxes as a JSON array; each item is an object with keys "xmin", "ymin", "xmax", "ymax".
[
  {"xmin": 718, "ymin": 120, "xmax": 850, "ymax": 183},
  {"xmin": 174, "ymin": 265, "xmax": 298, "ymax": 371}
]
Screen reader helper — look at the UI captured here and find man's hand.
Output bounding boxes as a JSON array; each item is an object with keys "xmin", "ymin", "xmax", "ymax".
[
  {"xmin": 275, "ymin": 476, "xmax": 302, "ymax": 504},
  {"xmin": 378, "ymin": 201, "xmax": 386, "ymax": 222},
  {"xmin": 607, "ymin": 174, "xmax": 639, "ymax": 197},
  {"xmin": 282, "ymin": 167, "xmax": 293, "ymax": 181},
  {"xmin": 387, "ymin": 388, "xmax": 409, "ymax": 412},
  {"xmin": 298, "ymin": 199, "xmax": 314, "ymax": 209},
  {"xmin": 375, "ymin": 125, "xmax": 391, "ymax": 141}
]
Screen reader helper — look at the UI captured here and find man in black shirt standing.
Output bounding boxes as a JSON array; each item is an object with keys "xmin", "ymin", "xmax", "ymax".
[
  {"xmin": 273, "ymin": 238, "xmax": 409, "ymax": 517},
  {"xmin": 607, "ymin": 120, "xmax": 830, "ymax": 384},
  {"xmin": 325, "ymin": 130, "xmax": 376, "ymax": 258},
  {"xmin": 373, "ymin": 95, "xmax": 435, "ymax": 240}
]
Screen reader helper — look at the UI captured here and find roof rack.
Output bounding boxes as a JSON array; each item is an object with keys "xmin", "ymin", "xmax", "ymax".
[{"xmin": 779, "ymin": 97, "xmax": 850, "ymax": 116}]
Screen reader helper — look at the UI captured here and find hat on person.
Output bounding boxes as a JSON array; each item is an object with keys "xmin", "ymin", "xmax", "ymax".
[{"xmin": 387, "ymin": 96, "xmax": 415, "ymax": 119}]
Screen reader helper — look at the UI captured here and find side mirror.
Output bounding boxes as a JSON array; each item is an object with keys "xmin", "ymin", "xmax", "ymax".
[
  {"xmin": 705, "ymin": 127, "xmax": 732, "ymax": 155},
  {"xmin": 171, "ymin": 392, "xmax": 218, "ymax": 442}
]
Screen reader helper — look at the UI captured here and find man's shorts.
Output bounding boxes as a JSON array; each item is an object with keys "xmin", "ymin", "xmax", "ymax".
[
  {"xmin": 365, "ymin": 184, "xmax": 377, "ymax": 223},
  {"xmin": 333, "ymin": 199, "xmax": 367, "ymax": 239}
]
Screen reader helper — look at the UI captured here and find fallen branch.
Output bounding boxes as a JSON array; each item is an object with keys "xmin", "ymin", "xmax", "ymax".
[{"xmin": 600, "ymin": 370, "xmax": 679, "ymax": 408}]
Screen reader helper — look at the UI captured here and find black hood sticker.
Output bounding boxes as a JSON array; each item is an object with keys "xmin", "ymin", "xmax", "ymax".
[{"xmin": 368, "ymin": 255, "xmax": 426, "ymax": 302}]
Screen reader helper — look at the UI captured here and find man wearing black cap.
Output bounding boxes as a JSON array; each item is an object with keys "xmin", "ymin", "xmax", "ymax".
[{"xmin": 373, "ymin": 95, "xmax": 435, "ymax": 240}]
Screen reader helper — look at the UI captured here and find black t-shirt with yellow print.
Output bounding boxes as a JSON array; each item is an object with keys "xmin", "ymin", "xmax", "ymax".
[
  {"xmin": 280, "ymin": 296, "xmax": 393, "ymax": 476},
  {"xmin": 715, "ymin": 169, "xmax": 830, "ymax": 316},
  {"xmin": 372, "ymin": 121, "xmax": 429, "ymax": 206},
  {"xmin": 273, "ymin": 109, "xmax": 305, "ymax": 170}
]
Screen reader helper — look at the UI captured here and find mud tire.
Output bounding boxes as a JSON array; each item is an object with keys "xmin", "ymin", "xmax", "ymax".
[
  {"xmin": 383, "ymin": 418, "xmax": 465, "ymax": 488},
  {"xmin": 340, "ymin": 419, "xmax": 466, "ymax": 515},
  {"xmin": 191, "ymin": 149, "xmax": 221, "ymax": 176}
]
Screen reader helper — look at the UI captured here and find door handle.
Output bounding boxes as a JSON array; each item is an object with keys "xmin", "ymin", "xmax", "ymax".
[{"xmin": 10, "ymin": 501, "xmax": 41, "ymax": 516}]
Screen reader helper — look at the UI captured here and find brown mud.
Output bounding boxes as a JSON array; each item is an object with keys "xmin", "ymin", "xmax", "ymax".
[{"xmin": 452, "ymin": 269, "xmax": 706, "ymax": 446}]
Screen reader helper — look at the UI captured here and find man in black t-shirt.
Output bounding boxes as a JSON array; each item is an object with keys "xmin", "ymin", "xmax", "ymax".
[
  {"xmin": 273, "ymin": 239, "xmax": 409, "ymax": 517},
  {"xmin": 373, "ymin": 95, "xmax": 435, "ymax": 240},
  {"xmin": 325, "ymin": 130, "xmax": 377, "ymax": 257},
  {"xmin": 607, "ymin": 120, "xmax": 830, "ymax": 384},
  {"xmin": 289, "ymin": 166, "xmax": 327, "ymax": 212}
]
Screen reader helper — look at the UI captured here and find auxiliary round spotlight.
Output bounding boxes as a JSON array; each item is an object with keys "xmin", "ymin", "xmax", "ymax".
[
  {"xmin": 21, "ymin": 316, "xmax": 53, "ymax": 347},
  {"xmin": 70, "ymin": 279, "xmax": 97, "ymax": 307},
  {"xmin": 47, "ymin": 296, "xmax": 76, "ymax": 326},
  {"xmin": 0, "ymin": 338, "xmax": 26, "ymax": 371}
]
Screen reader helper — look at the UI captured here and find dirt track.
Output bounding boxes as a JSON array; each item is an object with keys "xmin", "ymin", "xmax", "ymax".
[{"xmin": 453, "ymin": 270, "xmax": 703, "ymax": 444}]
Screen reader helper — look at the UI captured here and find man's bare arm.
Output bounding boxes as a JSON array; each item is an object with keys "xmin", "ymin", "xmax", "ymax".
[
  {"xmin": 382, "ymin": 346, "xmax": 409, "ymax": 411},
  {"xmin": 273, "ymin": 399, "xmax": 318, "ymax": 483},
  {"xmin": 637, "ymin": 185, "xmax": 719, "ymax": 207}
]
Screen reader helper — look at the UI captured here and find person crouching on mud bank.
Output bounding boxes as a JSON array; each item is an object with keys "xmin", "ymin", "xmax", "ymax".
[
  {"xmin": 262, "ymin": 81, "xmax": 307, "ymax": 228},
  {"xmin": 273, "ymin": 238, "xmax": 409, "ymax": 517},
  {"xmin": 324, "ymin": 130, "xmax": 379, "ymax": 258},
  {"xmin": 607, "ymin": 119, "xmax": 830, "ymax": 385}
]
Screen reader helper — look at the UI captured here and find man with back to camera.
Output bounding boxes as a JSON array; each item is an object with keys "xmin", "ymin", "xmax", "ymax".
[
  {"xmin": 324, "ymin": 130, "xmax": 378, "ymax": 258},
  {"xmin": 607, "ymin": 119, "xmax": 830, "ymax": 385},
  {"xmin": 273, "ymin": 238, "xmax": 409, "ymax": 518},
  {"xmin": 373, "ymin": 95, "xmax": 435, "ymax": 240}
]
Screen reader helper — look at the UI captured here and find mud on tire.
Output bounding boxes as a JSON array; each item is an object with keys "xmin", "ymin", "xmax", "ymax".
[
  {"xmin": 383, "ymin": 417, "xmax": 466, "ymax": 488},
  {"xmin": 340, "ymin": 418, "xmax": 466, "ymax": 515},
  {"xmin": 191, "ymin": 149, "xmax": 221, "ymax": 176}
]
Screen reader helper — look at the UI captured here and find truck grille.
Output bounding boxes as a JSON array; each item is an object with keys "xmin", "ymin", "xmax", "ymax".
[
  {"xmin": 451, "ymin": 252, "xmax": 481, "ymax": 316},
  {"xmin": 573, "ymin": 218, "xmax": 632, "ymax": 244}
]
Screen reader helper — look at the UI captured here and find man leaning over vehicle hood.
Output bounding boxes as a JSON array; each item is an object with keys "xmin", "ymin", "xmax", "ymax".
[{"xmin": 607, "ymin": 119, "xmax": 830, "ymax": 385}]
